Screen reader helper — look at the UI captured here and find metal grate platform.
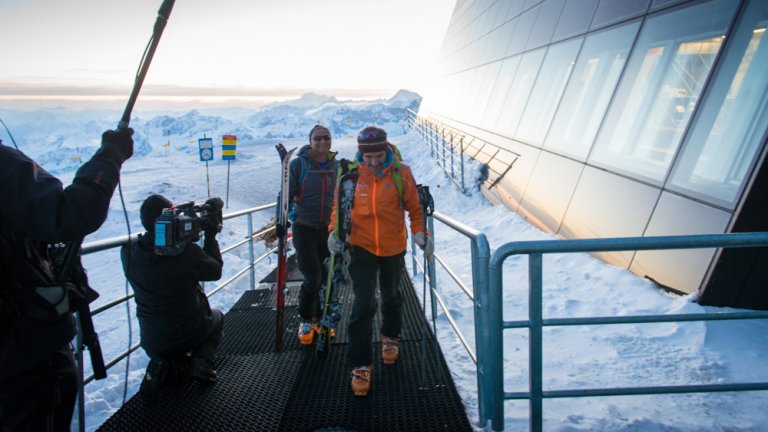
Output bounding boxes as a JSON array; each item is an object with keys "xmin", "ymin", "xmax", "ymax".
[{"xmin": 98, "ymin": 260, "xmax": 471, "ymax": 431}]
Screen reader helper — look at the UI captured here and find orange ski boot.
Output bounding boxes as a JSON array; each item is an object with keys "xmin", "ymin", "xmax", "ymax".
[
  {"xmin": 381, "ymin": 336, "xmax": 400, "ymax": 365},
  {"xmin": 351, "ymin": 365, "xmax": 373, "ymax": 397}
]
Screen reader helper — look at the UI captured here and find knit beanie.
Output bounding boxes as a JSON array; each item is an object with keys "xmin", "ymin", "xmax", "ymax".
[
  {"xmin": 357, "ymin": 126, "xmax": 389, "ymax": 154},
  {"xmin": 140, "ymin": 194, "xmax": 173, "ymax": 232}
]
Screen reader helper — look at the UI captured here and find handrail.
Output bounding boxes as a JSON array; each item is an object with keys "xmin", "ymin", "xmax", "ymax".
[
  {"xmin": 486, "ymin": 231, "xmax": 768, "ymax": 432},
  {"xmin": 408, "ymin": 209, "xmax": 491, "ymax": 422}
]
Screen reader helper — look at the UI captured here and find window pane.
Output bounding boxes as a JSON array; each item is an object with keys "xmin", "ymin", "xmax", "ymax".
[
  {"xmin": 517, "ymin": 37, "xmax": 582, "ymax": 147},
  {"xmin": 495, "ymin": 48, "xmax": 546, "ymax": 138},
  {"xmin": 669, "ymin": 5, "xmax": 768, "ymax": 208},
  {"xmin": 481, "ymin": 56, "xmax": 521, "ymax": 130},
  {"xmin": 589, "ymin": 0, "xmax": 739, "ymax": 184},
  {"xmin": 544, "ymin": 21, "xmax": 640, "ymax": 159}
]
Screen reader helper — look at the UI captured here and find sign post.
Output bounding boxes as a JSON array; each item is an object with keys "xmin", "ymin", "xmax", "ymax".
[
  {"xmin": 198, "ymin": 136, "xmax": 213, "ymax": 198},
  {"xmin": 222, "ymin": 134, "xmax": 237, "ymax": 208}
]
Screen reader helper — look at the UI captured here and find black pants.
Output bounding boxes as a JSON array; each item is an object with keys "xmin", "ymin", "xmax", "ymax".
[
  {"xmin": 292, "ymin": 224, "xmax": 330, "ymax": 321},
  {"xmin": 147, "ymin": 309, "xmax": 224, "ymax": 365},
  {"xmin": 0, "ymin": 346, "xmax": 78, "ymax": 432},
  {"xmin": 347, "ymin": 247, "xmax": 404, "ymax": 367}
]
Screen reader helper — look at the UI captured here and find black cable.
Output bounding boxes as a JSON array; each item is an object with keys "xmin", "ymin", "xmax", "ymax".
[{"xmin": 118, "ymin": 182, "xmax": 132, "ymax": 405}]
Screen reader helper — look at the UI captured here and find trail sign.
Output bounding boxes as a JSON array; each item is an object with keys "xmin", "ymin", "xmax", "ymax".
[
  {"xmin": 222, "ymin": 135, "xmax": 237, "ymax": 160},
  {"xmin": 199, "ymin": 137, "xmax": 213, "ymax": 161}
]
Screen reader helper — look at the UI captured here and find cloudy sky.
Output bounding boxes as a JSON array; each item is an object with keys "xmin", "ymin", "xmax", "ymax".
[{"xmin": 0, "ymin": 0, "xmax": 455, "ymax": 107}]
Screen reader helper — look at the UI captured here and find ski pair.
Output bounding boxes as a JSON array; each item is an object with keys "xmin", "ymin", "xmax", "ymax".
[
  {"xmin": 317, "ymin": 160, "xmax": 358, "ymax": 359},
  {"xmin": 274, "ymin": 143, "xmax": 296, "ymax": 351}
]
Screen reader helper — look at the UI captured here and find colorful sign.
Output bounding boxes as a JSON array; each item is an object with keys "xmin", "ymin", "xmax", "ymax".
[
  {"xmin": 222, "ymin": 135, "xmax": 237, "ymax": 160},
  {"xmin": 198, "ymin": 137, "xmax": 213, "ymax": 161}
]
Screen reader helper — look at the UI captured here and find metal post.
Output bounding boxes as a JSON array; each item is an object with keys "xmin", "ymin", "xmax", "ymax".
[
  {"xmin": 472, "ymin": 233, "xmax": 493, "ymax": 429},
  {"xmin": 411, "ymin": 234, "xmax": 418, "ymax": 277},
  {"xmin": 247, "ymin": 213, "xmax": 255, "ymax": 289},
  {"xmin": 529, "ymin": 253, "xmax": 544, "ymax": 432},
  {"xmin": 487, "ymin": 248, "xmax": 505, "ymax": 431},
  {"xmin": 427, "ymin": 215, "xmax": 438, "ymax": 333},
  {"xmin": 460, "ymin": 137, "xmax": 466, "ymax": 194},
  {"xmin": 75, "ymin": 320, "xmax": 85, "ymax": 432}
]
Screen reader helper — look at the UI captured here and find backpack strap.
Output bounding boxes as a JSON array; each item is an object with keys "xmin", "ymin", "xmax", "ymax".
[{"xmin": 391, "ymin": 157, "xmax": 404, "ymax": 209}]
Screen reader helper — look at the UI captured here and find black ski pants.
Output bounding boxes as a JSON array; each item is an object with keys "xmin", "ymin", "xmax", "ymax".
[
  {"xmin": 0, "ymin": 346, "xmax": 78, "ymax": 432},
  {"xmin": 293, "ymin": 224, "xmax": 330, "ymax": 321},
  {"xmin": 147, "ymin": 309, "xmax": 224, "ymax": 366},
  {"xmin": 347, "ymin": 247, "xmax": 404, "ymax": 367}
]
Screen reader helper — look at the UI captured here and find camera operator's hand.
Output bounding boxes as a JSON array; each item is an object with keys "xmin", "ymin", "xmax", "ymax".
[
  {"xmin": 204, "ymin": 197, "xmax": 224, "ymax": 234},
  {"xmin": 204, "ymin": 197, "xmax": 224, "ymax": 213},
  {"xmin": 96, "ymin": 128, "xmax": 134, "ymax": 164}
]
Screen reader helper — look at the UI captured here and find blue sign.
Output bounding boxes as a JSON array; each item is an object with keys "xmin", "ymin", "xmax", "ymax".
[{"xmin": 198, "ymin": 137, "xmax": 213, "ymax": 161}]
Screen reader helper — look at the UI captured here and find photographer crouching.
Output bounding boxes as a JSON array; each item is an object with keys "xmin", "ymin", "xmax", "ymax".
[{"xmin": 121, "ymin": 194, "xmax": 225, "ymax": 396}]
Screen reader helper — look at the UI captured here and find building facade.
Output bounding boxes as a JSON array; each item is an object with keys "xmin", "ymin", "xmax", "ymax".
[{"xmin": 416, "ymin": 0, "xmax": 768, "ymax": 309}]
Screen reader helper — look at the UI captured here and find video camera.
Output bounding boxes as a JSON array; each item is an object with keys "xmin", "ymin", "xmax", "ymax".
[{"xmin": 154, "ymin": 200, "xmax": 222, "ymax": 256}]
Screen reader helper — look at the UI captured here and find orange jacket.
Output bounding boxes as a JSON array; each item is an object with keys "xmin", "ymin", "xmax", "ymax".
[{"xmin": 330, "ymin": 158, "xmax": 424, "ymax": 257}]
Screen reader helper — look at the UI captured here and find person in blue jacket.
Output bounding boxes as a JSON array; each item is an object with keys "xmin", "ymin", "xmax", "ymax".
[{"xmin": 289, "ymin": 124, "xmax": 339, "ymax": 344}]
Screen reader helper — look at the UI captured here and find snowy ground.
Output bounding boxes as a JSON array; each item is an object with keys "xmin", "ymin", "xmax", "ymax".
[{"xmin": 38, "ymin": 128, "xmax": 768, "ymax": 431}]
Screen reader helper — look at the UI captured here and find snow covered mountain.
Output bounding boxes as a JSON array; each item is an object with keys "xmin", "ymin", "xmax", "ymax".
[{"xmin": 0, "ymin": 90, "xmax": 421, "ymax": 175}]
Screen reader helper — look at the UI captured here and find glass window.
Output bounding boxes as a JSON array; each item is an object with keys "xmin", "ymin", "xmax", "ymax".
[
  {"xmin": 470, "ymin": 62, "xmax": 502, "ymax": 125},
  {"xmin": 668, "ymin": 3, "xmax": 768, "ymax": 208},
  {"xmin": 494, "ymin": 48, "xmax": 546, "ymax": 138},
  {"xmin": 589, "ymin": 0, "xmax": 739, "ymax": 184},
  {"xmin": 516, "ymin": 37, "xmax": 582, "ymax": 147},
  {"xmin": 481, "ymin": 56, "xmax": 521, "ymax": 130},
  {"xmin": 544, "ymin": 21, "xmax": 640, "ymax": 159}
]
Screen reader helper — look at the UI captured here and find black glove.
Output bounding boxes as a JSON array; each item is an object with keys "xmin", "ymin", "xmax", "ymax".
[
  {"xmin": 97, "ymin": 128, "xmax": 134, "ymax": 164},
  {"xmin": 204, "ymin": 197, "xmax": 224, "ymax": 234}
]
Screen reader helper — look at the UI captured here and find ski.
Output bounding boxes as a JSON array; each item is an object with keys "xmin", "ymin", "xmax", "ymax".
[
  {"xmin": 275, "ymin": 143, "xmax": 296, "ymax": 351},
  {"xmin": 317, "ymin": 161, "xmax": 358, "ymax": 359}
]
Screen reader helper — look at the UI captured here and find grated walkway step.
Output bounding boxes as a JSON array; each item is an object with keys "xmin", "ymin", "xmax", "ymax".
[{"xmin": 98, "ymin": 264, "xmax": 471, "ymax": 431}]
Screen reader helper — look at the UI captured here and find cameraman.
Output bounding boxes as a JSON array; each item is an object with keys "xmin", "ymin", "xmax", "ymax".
[
  {"xmin": 0, "ymin": 129, "xmax": 134, "ymax": 431},
  {"xmin": 121, "ymin": 194, "xmax": 225, "ymax": 395}
]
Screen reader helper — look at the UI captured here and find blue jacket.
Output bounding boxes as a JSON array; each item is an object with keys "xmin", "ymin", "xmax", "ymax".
[{"xmin": 288, "ymin": 145, "xmax": 339, "ymax": 230}]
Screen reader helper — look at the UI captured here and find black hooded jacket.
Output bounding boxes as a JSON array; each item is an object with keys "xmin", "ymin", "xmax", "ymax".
[
  {"xmin": 0, "ymin": 142, "xmax": 124, "ymax": 379},
  {"xmin": 120, "ymin": 232, "xmax": 222, "ymax": 357}
]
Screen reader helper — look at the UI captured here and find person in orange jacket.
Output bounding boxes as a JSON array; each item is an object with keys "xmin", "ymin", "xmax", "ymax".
[{"xmin": 328, "ymin": 126, "xmax": 433, "ymax": 396}]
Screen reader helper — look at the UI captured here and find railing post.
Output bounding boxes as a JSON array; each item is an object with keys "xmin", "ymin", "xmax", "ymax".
[
  {"xmin": 427, "ymin": 215, "xmax": 438, "ymax": 332},
  {"xmin": 472, "ymin": 233, "xmax": 493, "ymax": 429},
  {"xmin": 411, "ymin": 233, "xmax": 418, "ymax": 277},
  {"xmin": 247, "ymin": 213, "xmax": 255, "ymax": 289},
  {"xmin": 460, "ymin": 137, "xmax": 466, "ymax": 194},
  {"xmin": 529, "ymin": 253, "xmax": 544, "ymax": 432}
]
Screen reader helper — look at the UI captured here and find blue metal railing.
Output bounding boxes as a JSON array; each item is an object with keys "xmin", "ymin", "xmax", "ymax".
[{"xmin": 486, "ymin": 232, "xmax": 768, "ymax": 431}]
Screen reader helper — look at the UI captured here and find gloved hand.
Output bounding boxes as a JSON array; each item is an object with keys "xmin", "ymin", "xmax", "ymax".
[
  {"xmin": 204, "ymin": 197, "xmax": 224, "ymax": 234},
  {"xmin": 98, "ymin": 128, "xmax": 134, "ymax": 163},
  {"xmin": 414, "ymin": 231, "xmax": 434, "ymax": 259},
  {"xmin": 327, "ymin": 232, "xmax": 344, "ymax": 254}
]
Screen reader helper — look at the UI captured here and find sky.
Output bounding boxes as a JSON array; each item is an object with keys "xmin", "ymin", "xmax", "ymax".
[
  {"xmin": 0, "ymin": 0, "xmax": 456, "ymax": 108},
  {"xmin": 20, "ymin": 104, "xmax": 765, "ymax": 431}
]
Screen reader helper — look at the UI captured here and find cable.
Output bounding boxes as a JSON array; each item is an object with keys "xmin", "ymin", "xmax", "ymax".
[{"xmin": 118, "ymin": 182, "xmax": 133, "ymax": 405}]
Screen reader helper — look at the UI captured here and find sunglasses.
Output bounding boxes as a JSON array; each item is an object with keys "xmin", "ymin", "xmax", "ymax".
[{"xmin": 312, "ymin": 134, "xmax": 331, "ymax": 142}]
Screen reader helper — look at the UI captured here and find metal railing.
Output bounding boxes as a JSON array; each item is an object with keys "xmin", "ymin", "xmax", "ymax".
[
  {"xmin": 74, "ymin": 202, "xmax": 278, "ymax": 430},
  {"xmin": 408, "ymin": 109, "xmax": 521, "ymax": 195},
  {"xmin": 485, "ymin": 232, "xmax": 768, "ymax": 431},
  {"xmin": 407, "ymin": 210, "xmax": 493, "ymax": 420}
]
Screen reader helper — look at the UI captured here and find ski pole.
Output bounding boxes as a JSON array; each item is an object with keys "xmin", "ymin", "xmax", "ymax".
[{"xmin": 118, "ymin": 0, "xmax": 175, "ymax": 131}]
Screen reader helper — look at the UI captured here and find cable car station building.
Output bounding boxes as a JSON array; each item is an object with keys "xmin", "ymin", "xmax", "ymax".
[{"xmin": 416, "ymin": 0, "xmax": 768, "ymax": 309}]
